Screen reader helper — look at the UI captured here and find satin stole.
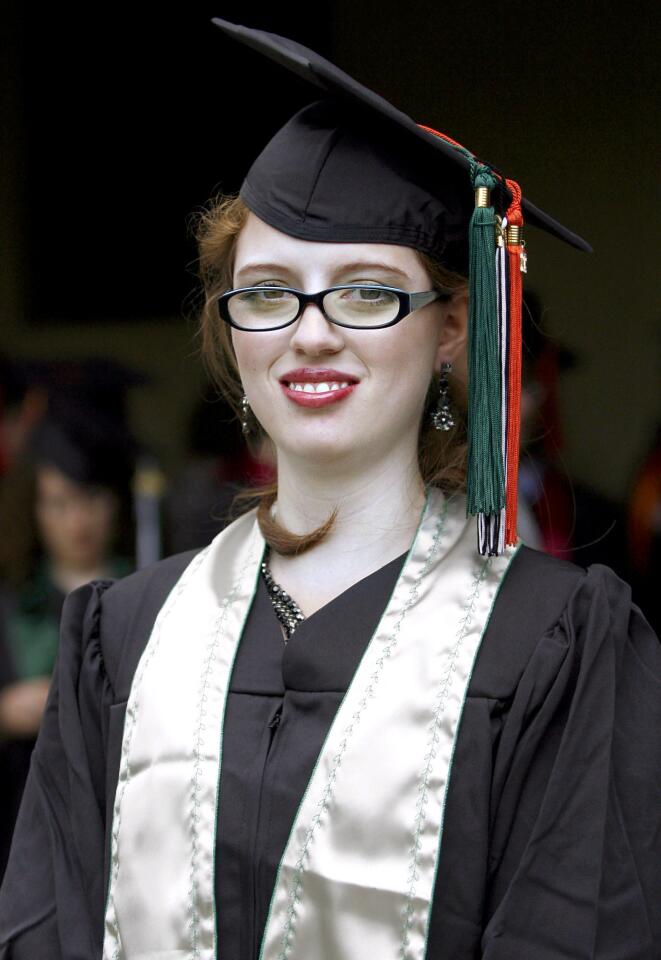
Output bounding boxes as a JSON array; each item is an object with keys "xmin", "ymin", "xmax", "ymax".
[{"xmin": 102, "ymin": 489, "xmax": 519, "ymax": 960}]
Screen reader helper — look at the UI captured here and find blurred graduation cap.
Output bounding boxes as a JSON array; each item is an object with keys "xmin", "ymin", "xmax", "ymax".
[
  {"xmin": 30, "ymin": 409, "xmax": 135, "ymax": 493},
  {"xmin": 25, "ymin": 357, "xmax": 148, "ymax": 492},
  {"xmin": 211, "ymin": 18, "xmax": 593, "ymax": 555},
  {"xmin": 1, "ymin": 356, "xmax": 145, "ymax": 416}
]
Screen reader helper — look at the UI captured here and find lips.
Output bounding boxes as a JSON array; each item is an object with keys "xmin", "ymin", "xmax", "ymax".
[
  {"xmin": 279, "ymin": 368, "xmax": 359, "ymax": 408},
  {"xmin": 279, "ymin": 367, "xmax": 360, "ymax": 385}
]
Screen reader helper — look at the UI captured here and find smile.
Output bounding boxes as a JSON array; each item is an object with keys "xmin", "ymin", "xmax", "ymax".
[
  {"xmin": 280, "ymin": 381, "xmax": 357, "ymax": 408},
  {"xmin": 287, "ymin": 381, "xmax": 350, "ymax": 393}
]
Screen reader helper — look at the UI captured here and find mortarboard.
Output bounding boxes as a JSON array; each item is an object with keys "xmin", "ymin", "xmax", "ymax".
[
  {"xmin": 30, "ymin": 411, "xmax": 135, "ymax": 492},
  {"xmin": 24, "ymin": 357, "xmax": 147, "ymax": 491},
  {"xmin": 210, "ymin": 18, "xmax": 592, "ymax": 555}
]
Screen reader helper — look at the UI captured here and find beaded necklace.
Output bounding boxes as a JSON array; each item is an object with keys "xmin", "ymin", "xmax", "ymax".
[{"xmin": 261, "ymin": 551, "xmax": 305, "ymax": 642}]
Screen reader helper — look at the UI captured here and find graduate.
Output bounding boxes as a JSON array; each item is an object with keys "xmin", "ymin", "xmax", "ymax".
[
  {"xmin": 0, "ymin": 19, "xmax": 659, "ymax": 960},
  {"xmin": 0, "ymin": 360, "xmax": 139, "ymax": 880}
]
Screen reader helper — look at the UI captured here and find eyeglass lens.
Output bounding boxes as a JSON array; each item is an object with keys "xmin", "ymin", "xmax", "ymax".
[{"xmin": 226, "ymin": 287, "xmax": 402, "ymax": 329}]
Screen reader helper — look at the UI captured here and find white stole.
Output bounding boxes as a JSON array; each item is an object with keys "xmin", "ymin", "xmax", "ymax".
[{"xmin": 103, "ymin": 489, "xmax": 519, "ymax": 960}]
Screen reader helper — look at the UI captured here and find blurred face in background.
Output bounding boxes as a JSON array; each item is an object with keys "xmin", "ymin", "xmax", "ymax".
[{"xmin": 35, "ymin": 464, "xmax": 118, "ymax": 571}]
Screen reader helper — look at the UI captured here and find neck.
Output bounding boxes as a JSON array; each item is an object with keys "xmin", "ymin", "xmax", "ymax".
[
  {"xmin": 267, "ymin": 448, "xmax": 426, "ymax": 610},
  {"xmin": 49, "ymin": 560, "xmax": 111, "ymax": 594}
]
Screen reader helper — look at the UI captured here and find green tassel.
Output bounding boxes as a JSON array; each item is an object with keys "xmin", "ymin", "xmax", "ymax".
[{"xmin": 466, "ymin": 161, "xmax": 505, "ymax": 521}]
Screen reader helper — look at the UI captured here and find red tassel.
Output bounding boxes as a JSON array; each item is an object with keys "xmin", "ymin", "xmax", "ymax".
[
  {"xmin": 417, "ymin": 123, "xmax": 470, "ymax": 153},
  {"xmin": 504, "ymin": 178, "xmax": 524, "ymax": 546}
]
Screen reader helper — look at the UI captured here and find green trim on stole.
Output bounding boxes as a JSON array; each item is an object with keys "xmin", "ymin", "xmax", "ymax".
[{"xmin": 102, "ymin": 490, "xmax": 519, "ymax": 960}]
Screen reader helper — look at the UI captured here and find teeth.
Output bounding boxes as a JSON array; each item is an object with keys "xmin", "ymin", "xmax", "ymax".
[{"xmin": 288, "ymin": 381, "xmax": 350, "ymax": 393}]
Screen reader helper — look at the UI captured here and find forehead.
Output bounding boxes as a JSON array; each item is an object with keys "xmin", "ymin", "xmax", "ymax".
[
  {"xmin": 36, "ymin": 464, "xmax": 87, "ymax": 496},
  {"xmin": 233, "ymin": 212, "xmax": 427, "ymax": 282}
]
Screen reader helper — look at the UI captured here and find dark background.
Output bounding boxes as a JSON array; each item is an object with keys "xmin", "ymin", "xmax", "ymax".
[{"xmin": 1, "ymin": 0, "xmax": 659, "ymax": 500}]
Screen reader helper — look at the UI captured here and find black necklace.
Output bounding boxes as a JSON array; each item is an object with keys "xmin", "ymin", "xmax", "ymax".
[{"xmin": 261, "ymin": 552, "xmax": 305, "ymax": 642}]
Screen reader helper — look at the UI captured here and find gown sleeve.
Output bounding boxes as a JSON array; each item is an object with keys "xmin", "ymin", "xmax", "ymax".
[
  {"xmin": 0, "ymin": 578, "xmax": 116, "ymax": 960},
  {"xmin": 481, "ymin": 562, "xmax": 661, "ymax": 959}
]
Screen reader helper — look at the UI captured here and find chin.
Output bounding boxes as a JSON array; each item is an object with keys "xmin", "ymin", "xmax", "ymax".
[
  {"xmin": 287, "ymin": 438, "xmax": 357, "ymax": 466},
  {"xmin": 270, "ymin": 423, "xmax": 362, "ymax": 466}
]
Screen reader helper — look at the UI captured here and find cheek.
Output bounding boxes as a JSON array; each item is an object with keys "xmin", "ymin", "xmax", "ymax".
[
  {"xmin": 374, "ymin": 320, "xmax": 439, "ymax": 386},
  {"xmin": 231, "ymin": 331, "xmax": 278, "ymax": 384},
  {"xmin": 36, "ymin": 512, "xmax": 66, "ymax": 547},
  {"xmin": 230, "ymin": 331, "xmax": 254, "ymax": 377},
  {"xmin": 93, "ymin": 499, "xmax": 116, "ymax": 534}
]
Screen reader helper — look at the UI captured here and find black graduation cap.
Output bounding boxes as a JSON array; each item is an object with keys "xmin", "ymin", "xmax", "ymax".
[
  {"xmin": 25, "ymin": 358, "xmax": 147, "ymax": 491},
  {"xmin": 210, "ymin": 17, "xmax": 592, "ymax": 266},
  {"xmin": 209, "ymin": 19, "xmax": 592, "ymax": 556},
  {"xmin": 1, "ymin": 357, "xmax": 146, "ymax": 417}
]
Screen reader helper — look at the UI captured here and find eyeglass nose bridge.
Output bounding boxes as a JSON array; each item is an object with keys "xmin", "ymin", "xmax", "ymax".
[{"xmin": 290, "ymin": 289, "xmax": 339, "ymax": 328}]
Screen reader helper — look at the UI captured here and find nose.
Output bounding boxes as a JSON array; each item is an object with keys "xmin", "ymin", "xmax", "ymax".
[{"xmin": 288, "ymin": 301, "xmax": 344, "ymax": 356}]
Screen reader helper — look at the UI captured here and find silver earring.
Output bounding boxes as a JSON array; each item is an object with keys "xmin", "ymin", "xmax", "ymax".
[
  {"xmin": 430, "ymin": 361, "xmax": 455, "ymax": 431},
  {"xmin": 240, "ymin": 394, "xmax": 252, "ymax": 435}
]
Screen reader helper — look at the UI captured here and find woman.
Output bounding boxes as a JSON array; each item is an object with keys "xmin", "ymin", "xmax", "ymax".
[
  {"xmin": 0, "ymin": 20, "xmax": 659, "ymax": 960},
  {"xmin": 0, "ymin": 392, "xmax": 135, "ymax": 882}
]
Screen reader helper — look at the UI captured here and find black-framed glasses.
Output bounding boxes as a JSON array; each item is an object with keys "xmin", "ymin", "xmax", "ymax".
[{"xmin": 213, "ymin": 285, "xmax": 446, "ymax": 331}]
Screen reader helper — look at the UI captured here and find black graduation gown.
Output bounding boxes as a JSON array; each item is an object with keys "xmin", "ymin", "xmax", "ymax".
[{"xmin": 0, "ymin": 544, "xmax": 659, "ymax": 959}]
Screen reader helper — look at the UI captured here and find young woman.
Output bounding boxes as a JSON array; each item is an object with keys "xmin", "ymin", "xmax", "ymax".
[
  {"xmin": 0, "ymin": 20, "xmax": 658, "ymax": 960},
  {"xmin": 0, "ymin": 387, "xmax": 135, "ymax": 883}
]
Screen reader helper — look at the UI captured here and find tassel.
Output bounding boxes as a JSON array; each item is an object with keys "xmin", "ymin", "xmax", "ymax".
[
  {"xmin": 466, "ymin": 160, "xmax": 504, "ymax": 555},
  {"xmin": 416, "ymin": 124, "xmax": 522, "ymax": 555},
  {"xmin": 496, "ymin": 215, "xmax": 509, "ymax": 555},
  {"xmin": 504, "ymin": 178, "xmax": 524, "ymax": 547}
]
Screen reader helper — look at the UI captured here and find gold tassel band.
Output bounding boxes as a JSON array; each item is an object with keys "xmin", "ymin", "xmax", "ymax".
[{"xmin": 475, "ymin": 186, "xmax": 490, "ymax": 208}]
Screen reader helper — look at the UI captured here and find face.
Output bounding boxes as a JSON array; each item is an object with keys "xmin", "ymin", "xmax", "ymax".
[
  {"xmin": 35, "ymin": 465, "xmax": 118, "ymax": 571},
  {"xmin": 230, "ymin": 212, "xmax": 467, "ymax": 473}
]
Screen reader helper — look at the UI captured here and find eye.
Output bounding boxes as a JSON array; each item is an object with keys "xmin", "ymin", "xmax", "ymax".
[
  {"xmin": 256, "ymin": 288, "xmax": 288, "ymax": 300},
  {"xmin": 237, "ymin": 286, "xmax": 295, "ymax": 303},
  {"xmin": 340, "ymin": 286, "xmax": 397, "ymax": 305}
]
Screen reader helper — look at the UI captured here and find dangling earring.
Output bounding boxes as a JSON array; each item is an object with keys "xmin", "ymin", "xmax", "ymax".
[
  {"xmin": 240, "ymin": 394, "xmax": 252, "ymax": 435},
  {"xmin": 430, "ymin": 361, "xmax": 455, "ymax": 431}
]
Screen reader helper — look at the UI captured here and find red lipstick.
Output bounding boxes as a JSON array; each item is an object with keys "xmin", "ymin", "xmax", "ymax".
[{"xmin": 279, "ymin": 368, "xmax": 359, "ymax": 408}]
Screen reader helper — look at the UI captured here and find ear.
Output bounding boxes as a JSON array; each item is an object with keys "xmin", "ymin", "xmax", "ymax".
[{"xmin": 433, "ymin": 289, "xmax": 468, "ymax": 373}]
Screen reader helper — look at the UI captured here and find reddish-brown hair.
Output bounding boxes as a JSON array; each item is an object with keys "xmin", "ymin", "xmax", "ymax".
[{"xmin": 192, "ymin": 194, "xmax": 468, "ymax": 554}]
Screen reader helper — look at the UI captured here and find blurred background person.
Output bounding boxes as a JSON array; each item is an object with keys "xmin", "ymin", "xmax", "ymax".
[
  {"xmin": 516, "ymin": 292, "xmax": 628, "ymax": 576},
  {"xmin": 0, "ymin": 358, "xmax": 48, "ymax": 477},
  {"xmin": 627, "ymin": 421, "xmax": 661, "ymax": 636},
  {"xmin": 0, "ymin": 358, "xmax": 49, "ymax": 590},
  {"xmin": 0, "ymin": 358, "xmax": 142, "ymax": 880}
]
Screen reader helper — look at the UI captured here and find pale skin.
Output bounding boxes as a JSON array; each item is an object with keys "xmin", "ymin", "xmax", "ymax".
[{"xmin": 231, "ymin": 212, "xmax": 469, "ymax": 616}]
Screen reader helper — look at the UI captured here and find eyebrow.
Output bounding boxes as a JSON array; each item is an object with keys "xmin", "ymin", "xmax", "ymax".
[{"xmin": 234, "ymin": 260, "xmax": 412, "ymax": 282}]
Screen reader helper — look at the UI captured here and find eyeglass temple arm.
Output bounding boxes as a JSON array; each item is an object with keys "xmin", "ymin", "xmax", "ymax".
[{"xmin": 409, "ymin": 289, "xmax": 451, "ymax": 310}]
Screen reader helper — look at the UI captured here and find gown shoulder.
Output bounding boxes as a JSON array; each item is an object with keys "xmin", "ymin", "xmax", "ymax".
[
  {"xmin": 475, "ymin": 542, "xmax": 661, "ymax": 692},
  {"xmin": 79, "ymin": 547, "xmax": 203, "ymax": 700},
  {"xmin": 460, "ymin": 545, "xmax": 661, "ymax": 958}
]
